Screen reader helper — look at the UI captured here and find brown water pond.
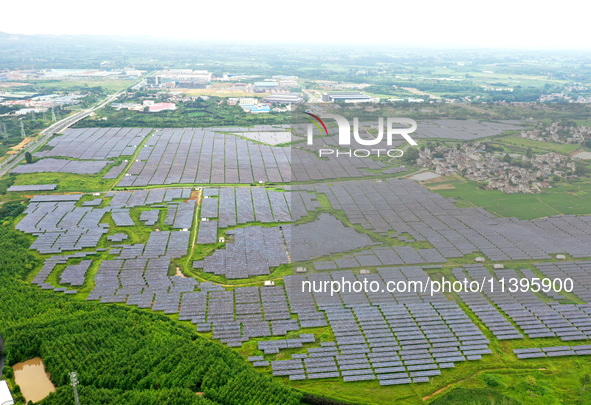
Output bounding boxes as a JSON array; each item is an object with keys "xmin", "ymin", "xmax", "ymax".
[{"xmin": 13, "ymin": 357, "xmax": 56, "ymax": 403}]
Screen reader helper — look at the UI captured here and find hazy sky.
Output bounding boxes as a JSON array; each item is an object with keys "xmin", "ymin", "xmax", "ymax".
[{"xmin": 1, "ymin": 0, "xmax": 589, "ymax": 49}]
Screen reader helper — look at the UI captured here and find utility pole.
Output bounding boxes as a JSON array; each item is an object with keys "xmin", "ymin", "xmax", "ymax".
[{"xmin": 70, "ymin": 371, "xmax": 80, "ymax": 405}]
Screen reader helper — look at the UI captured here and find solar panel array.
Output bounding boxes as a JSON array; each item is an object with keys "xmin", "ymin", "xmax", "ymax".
[
  {"xmin": 7, "ymin": 184, "xmax": 57, "ymax": 192},
  {"xmin": 452, "ymin": 264, "xmax": 591, "ymax": 343},
  {"xmin": 201, "ymin": 186, "xmax": 312, "ymax": 227},
  {"xmin": 87, "ymin": 230, "xmax": 192, "ymax": 304},
  {"xmin": 17, "ymin": 121, "xmax": 591, "ymax": 390},
  {"xmin": 534, "ymin": 262, "xmax": 591, "ymax": 302},
  {"xmin": 60, "ymin": 260, "xmax": 92, "ymax": 286},
  {"xmin": 111, "ymin": 209, "xmax": 135, "ymax": 226},
  {"xmin": 109, "ymin": 188, "xmax": 191, "ymax": 209},
  {"xmin": 140, "ymin": 209, "xmax": 159, "ymax": 226},
  {"xmin": 230, "ymin": 128, "xmax": 293, "ymax": 145},
  {"xmin": 11, "ymin": 158, "xmax": 112, "ymax": 175},
  {"xmin": 414, "ymin": 120, "xmax": 523, "ymax": 140},
  {"xmin": 103, "ymin": 161, "xmax": 127, "ymax": 179},
  {"xmin": 112, "ymin": 127, "xmax": 389, "ymax": 187},
  {"xmin": 248, "ymin": 267, "xmax": 493, "ymax": 383},
  {"xmin": 32, "ymin": 252, "xmax": 95, "ymax": 293},
  {"xmin": 289, "ymin": 214, "xmax": 379, "ymax": 262},
  {"xmin": 292, "ymin": 180, "xmax": 591, "ymax": 263},
  {"xmin": 514, "ymin": 345, "xmax": 591, "ymax": 359},
  {"xmin": 16, "ymin": 199, "xmax": 109, "ymax": 254},
  {"xmin": 293, "ymin": 119, "xmax": 522, "ymax": 143},
  {"xmin": 107, "ymin": 233, "xmax": 128, "ymax": 242},
  {"xmin": 36, "ymin": 127, "xmax": 150, "ymax": 159},
  {"xmin": 196, "ymin": 226, "xmax": 289, "ymax": 278}
]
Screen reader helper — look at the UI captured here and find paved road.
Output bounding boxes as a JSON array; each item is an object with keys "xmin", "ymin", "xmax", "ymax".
[{"xmin": 0, "ymin": 90, "xmax": 125, "ymax": 178}]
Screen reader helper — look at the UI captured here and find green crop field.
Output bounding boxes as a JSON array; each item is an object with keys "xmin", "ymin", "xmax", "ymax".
[
  {"xmin": 30, "ymin": 79, "xmax": 136, "ymax": 93},
  {"xmin": 498, "ymin": 136, "xmax": 581, "ymax": 155},
  {"xmin": 432, "ymin": 178, "xmax": 591, "ymax": 220}
]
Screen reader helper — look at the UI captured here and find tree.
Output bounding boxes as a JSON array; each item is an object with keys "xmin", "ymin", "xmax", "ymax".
[
  {"xmin": 25, "ymin": 151, "xmax": 32, "ymax": 164},
  {"xmin": 502, "ymin": 153, "xmax": 512, "ymax": 164},
  {"xmin": 575, "ymin": 165, "xmax": 587, "ymax": 177},
  {"xmin": 402, "ymin": 147, "xmax": 419, "ymax": 163},
  {"xmin": 525, "ymin": 147, "xmax": 533, "ymax": 158}
]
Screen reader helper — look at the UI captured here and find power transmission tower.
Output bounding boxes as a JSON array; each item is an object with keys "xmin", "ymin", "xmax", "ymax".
[
  {"xmin": 51, "ymin": 106, "xmax": 57, "ymax": 122},
  {"xmin": 43, "ymin": 110, "xmax": 47, "ymax": 121},
  {"xmin": 70, "ymin": 371, "xmax": 80, "ymax": 405},
  {"xmin": 20, "ymin": 119, "xmax": 25, "ymax": 139},
  {"xmin": 1, "ymin": 123, "xmax": 7, "ymax": 140}
]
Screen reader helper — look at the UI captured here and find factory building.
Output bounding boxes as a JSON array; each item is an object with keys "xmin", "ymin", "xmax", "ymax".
[
  {"xmin": 321, "ymin": 92, "xmax": 376, "ymax": 103},
  {"xmin": 262, "ymin": 94, "xmax": 304, "ymax": 104}
]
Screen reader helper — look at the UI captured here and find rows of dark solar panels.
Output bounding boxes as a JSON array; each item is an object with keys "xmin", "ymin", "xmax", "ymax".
[
  {"xmin": 140, "ymin": 210, "xmax": 159, "ymax": 226},
  {"xmin": 253, "ymin": 268, "xmax": 492, "ymax": 382},
  {"xmin": 7, "ymin": 184, "xmax": 57, "ymax": 192},
  {"xmin": 11, "ymin": 158, "xmax": 112, "ymax": 175},
  {"xmin": 17, "ymin": 198, "xmax": 109, "ymax": 254},
  {"xmin": 313, "ymin": 246, "xmax": 446, "ymax": 270},
  {"xmin": 117, "ymin": 128, "xmax": 290, "ymax": 186},
  {"xmin": 514, "ymin": 345, "xmax": 591, "ymax": 359},
  {"xmin": 535, "ymin": 262, "xmax": 591, "ymax": 302},
  {"xmin": 87, "ymin": 230, "xmax": 191, "ymax": 304},
  {"xmin": 31, "ymin": 227, "xmax": 191, "ymax": 299},
  {"xmin": 31, "ymin": 195, "xmax": 82, "ymax": 202},
  {"xmin": 18, "ymin": 190, "xmax": 192, "ymax": 285},
  {"xmin": 291, "ymin": 119, "xmax": 521, "ymax": 142},
  {"xmin": 35, "ymin": 127, "xmax": 150, "ymax": 159},
  {"xmin": 195, "ymin": 226, "xmax": 288, "ymax": 278},
  {"xmin": 192, "ymin": 285, "xmax": 313, "ymax": 347},
  {"xmin": 193, "ymin": 212, "xmax": 379, "ymax": 279},
  {"xmin": 209, "ymin": 125, "xmax": 290, "ymax": 132},
  {"xmin": 294, "ymin": 179, "xmax": 591, "ymax": 262},
  {"xmin": 231, "ymin": 130, "xmax": 292, "ymax": 145},
  {"xmin": 289, "ymin": 214, "xmax": 379, "ymax": 262},
  {"xmin": 201, "ymin": 187, "xmax": 317, "ymax": 228},
  {"xmin": 114, "ymin": 128, "xmax": 389, "ymax": 187},
  {"xmin": 103, "ymin": 161, "xmax": 127, "ymax": 179},
  {"xmin": 166, "ymin": 201, "xmax": 195, "ymax": 229},
  {"xmin": 32, "ymin": 252, "xmax": 95, "ymax": 293},
  {"xmin": 453, "ymin": 264, "xmax": 591, "ymax": 342},
  {"xmin": 82, "ymin": 199, "xmax": 102, "ymax": 207},
  {"xmin": 30, "ymin": 258, "xmax": 499, "ymax": 383},
  {"xmin": 60, "ymin": 260, "xmax": 92, "ymax": 286},
  {"xmin": 109, "ymin": 188, "xmax": 191, "ymax": 208},
  {"xmin": 414, "ymin": 120, "xmax": 523, "ymax": 140},
  {"xmin": 112, "ymin": 209, "xmax": 135, "ymax": 226},
  {"xmin": 107, "ymin": 233, "xmax": 128, "ymax": 242}
]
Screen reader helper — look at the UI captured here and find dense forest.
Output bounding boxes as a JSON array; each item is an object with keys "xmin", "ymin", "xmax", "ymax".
[{"xmin": 0, "ymin": 214, "xmax": 302, "ymax": 405}]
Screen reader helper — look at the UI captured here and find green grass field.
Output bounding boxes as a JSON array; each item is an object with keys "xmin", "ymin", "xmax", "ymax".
[
  {"xmin": 31, "ymin": 79, "xmax": 136, "ymax": 93},
  {"xmin": 498, "ymin": 136, "xmax": 581, "ymax": 155},
  {"xmin": 432, "ymin": 178, "xmax": 591, "ymax": 220}
]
